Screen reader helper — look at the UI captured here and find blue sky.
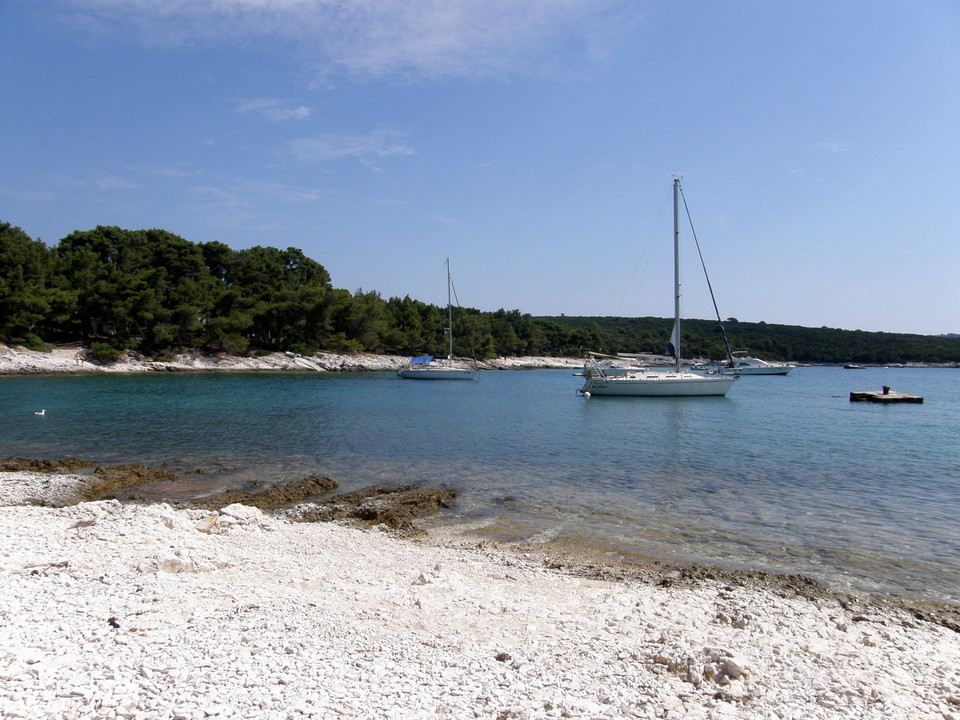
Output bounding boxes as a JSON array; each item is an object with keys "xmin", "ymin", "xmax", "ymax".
[{"xmin": 2, "ymin": 1, "xmax": 959, "ymax": 336}]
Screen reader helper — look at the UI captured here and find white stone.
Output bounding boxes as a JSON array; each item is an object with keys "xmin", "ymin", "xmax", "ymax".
[{"xmin": 0, "ymin": 475, "xmax": 958, "ymax": 720}]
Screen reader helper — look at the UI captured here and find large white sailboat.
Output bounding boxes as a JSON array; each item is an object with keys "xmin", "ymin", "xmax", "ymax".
[
  {"xmin": 579, "ymin": 179, "xmax": 736, "ymax": 397},
  {"xmin": 398, "ymin": 259, "xmax": 477, "ymax": 380}
]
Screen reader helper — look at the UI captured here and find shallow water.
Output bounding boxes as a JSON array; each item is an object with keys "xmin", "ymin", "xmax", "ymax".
[{"xmin": 2, "ymin": 366, "xmax": 958, "ymax": 604}]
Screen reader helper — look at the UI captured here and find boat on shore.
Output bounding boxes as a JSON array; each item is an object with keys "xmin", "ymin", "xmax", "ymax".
[
  {"xmin": 578, "ymin": 179, "xmax": 736, "ymax": 397},
  {"xmin": 398, "ymin": 259, "xmax": 477, "ymax": 381},
  {"xmin": 719, "ymin": 352, "xmax": 795, "ymax": 376}
]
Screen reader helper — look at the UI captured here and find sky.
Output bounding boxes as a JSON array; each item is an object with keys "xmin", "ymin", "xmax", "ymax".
[{"xmin": 2, "ymin": 1, "xmax": 959, "ymax": 336}]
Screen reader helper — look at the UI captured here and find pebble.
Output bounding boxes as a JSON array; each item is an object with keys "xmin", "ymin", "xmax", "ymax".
[{"xmin": 1, "ymin": 471, "xmax": 959, "ymax": 719}]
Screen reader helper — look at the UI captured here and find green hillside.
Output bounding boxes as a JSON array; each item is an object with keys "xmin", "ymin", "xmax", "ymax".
[{"xmin": 3, "ymin": 221, "xmax": 958, "ymax": 365}]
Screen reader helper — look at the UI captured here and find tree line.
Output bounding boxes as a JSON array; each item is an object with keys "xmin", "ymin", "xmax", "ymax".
[
  {"xmin": 0, "ymin": 223, "xmax": 598, "ymax": 359},
  {"xmin": 2, "ymin": 221, "xmax": 958, "ymax": 365}
]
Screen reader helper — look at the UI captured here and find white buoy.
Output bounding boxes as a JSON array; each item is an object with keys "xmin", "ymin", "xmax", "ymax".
[
  {"xmin": 583, "ymin": 392, "xmax": 591, "ymax": 398},
  {"xmin": 34, "ymin": 409, "xmax": 45, "ymax": 416}
]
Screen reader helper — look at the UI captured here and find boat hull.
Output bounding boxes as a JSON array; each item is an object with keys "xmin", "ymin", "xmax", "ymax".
[
  {"xmin": 719, "ymin": 355, "xmax": 795, "ymax": 376},
  {"xmin": 397, "ymin": 367, "xmax": 476, "ymax": 380},
  {"xmin": 580, "ymin": 371, "xmax": 735, "ymax": 397},
  {"xmin": 720, "ymin": 366, "xmax": 793, "ymax": 376}
]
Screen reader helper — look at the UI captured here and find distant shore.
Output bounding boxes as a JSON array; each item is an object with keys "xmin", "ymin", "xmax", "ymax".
[
  {"xmin": 2, "ymin": 469, "xmax": 960, "ymax": 719},
  {"xmin": 0, "ymin": 343, "xmax": 584, "ymax": 376},
  {"xmin": 5, "ymin": 344, "xmax": 956, "ymax": 377}
]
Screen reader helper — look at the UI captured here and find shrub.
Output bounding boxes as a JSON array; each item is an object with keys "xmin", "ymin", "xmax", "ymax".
[
  {"xmin": 89, "ymin": 342, "xmax": 122, "ymax": 363},
  {"xmin": 286, "ymin": 342, "xmax": 313, "ymax": 357}
]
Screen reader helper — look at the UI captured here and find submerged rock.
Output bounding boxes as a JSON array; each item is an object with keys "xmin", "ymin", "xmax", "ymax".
[
  {"xmin": 1, "ymin": 460, "xmax": 456, "ymax": 534},
  {"xmin": 193, "ymin": 475, "xmax": 339, "ymax": 510},
  {"xmin": 1, "ymin": 457, "xmax": 95, "ymax": 473},
  {"xmin": 284, "ymin": 484, "xmax": 458, "ymax": 532}
]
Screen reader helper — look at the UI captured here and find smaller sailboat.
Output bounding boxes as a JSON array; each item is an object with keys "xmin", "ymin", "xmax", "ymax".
[
  {"xmin": 398, "ymin": 259, "xmax": 477, "ymax": 380},
  {"xmin": 579, "ymin": 179, "xmax": 736, "ymax": 397}
]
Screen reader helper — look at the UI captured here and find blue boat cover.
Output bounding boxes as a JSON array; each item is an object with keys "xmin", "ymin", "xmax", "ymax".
[{"xmin": 408, "ymin": 355, "xmax": 434, "ymax": 364}]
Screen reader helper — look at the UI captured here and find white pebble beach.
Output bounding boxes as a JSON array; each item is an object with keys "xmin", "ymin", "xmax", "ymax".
[{"xmin": 2, "ymin": 470, "xmax": 959, "ymax": 720}]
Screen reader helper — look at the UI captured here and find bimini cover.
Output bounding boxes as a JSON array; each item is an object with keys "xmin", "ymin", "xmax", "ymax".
[{"xmin": 409, "ymin": 355, "xmax": 434, "ymax": 364}]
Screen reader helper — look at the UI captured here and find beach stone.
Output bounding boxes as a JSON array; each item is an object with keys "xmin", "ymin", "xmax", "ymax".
[
  {"xmin": 219, "ymin": 503, "xmax": 263, "ymax": 523},
  {"xmin": 721, "ymin": 657, "xmax": 747, "ymax": 680},
  {"xmin": 2, "ymin": 474, "xmax": 960, "ymax": 720}
]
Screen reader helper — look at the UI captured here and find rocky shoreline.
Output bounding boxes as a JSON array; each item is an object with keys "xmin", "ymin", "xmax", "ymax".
[
  {"xmin": 5, "ymin": 344, "xmax": 951, "ymax": 377},
  {"xmin": 2, "ymin": 468, "xmax": 959, "ymax": 719},
  {"xmin": 0, "ymin": 344, "xmax": 584, "ymax": 375}
]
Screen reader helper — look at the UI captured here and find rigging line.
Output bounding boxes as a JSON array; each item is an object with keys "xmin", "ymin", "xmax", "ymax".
[
  {"xmin": 448, "ymin": 276, "xmax": 479, "ymax": 366},
  {"xmin": 615, "ymin": 190, "xmax": 671, "ymax": 316},
  {"xmin": 678, "ymin": 183, "xmax": 734, "ymax": 365}
]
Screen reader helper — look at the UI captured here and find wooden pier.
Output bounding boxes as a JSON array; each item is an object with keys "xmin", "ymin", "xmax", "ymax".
[{"xmin": 849, "ymin": 386, "xmax": 923, "ymax": 404}]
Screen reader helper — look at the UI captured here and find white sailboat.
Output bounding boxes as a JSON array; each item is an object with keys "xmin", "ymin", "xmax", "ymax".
[
  {"xmin": 398, "ymin": 259, "xmax": 477, "ymax": 380},
  {"xmin": 579, "ymin": 179, "xmax": 737, "ymax": 397}
]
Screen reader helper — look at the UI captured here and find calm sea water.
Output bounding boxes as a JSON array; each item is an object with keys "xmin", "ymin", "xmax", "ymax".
[{"xmin": 2, "ymin": 366, "xmax": 958, "ymax": 605}]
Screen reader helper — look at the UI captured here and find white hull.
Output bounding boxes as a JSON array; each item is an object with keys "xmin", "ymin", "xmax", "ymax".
[
  {"xmin": 397, "ymin": 366, "xmax": 476, "ymax": 380},
  {"xmin": 719, "ymin": 356, "xmax": 795, "ymax": 376},
  {"xmin": 720, "ymin": 365, "xmax": 793, "ymax": 376},
  {"xmin": 574, "ymin": 366, "xmax": 642, "ymax": 377},
  {"xmin": 580, "ymin": 370, "xmax": 735, "ymax": 397}
]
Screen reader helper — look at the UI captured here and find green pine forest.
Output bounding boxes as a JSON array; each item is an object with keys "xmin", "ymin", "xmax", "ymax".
[{"xmin": 2, "ymin": 222, "xmax": 958, "ymax": 365}]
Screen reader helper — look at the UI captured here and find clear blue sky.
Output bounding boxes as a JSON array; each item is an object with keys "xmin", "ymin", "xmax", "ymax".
[{"xmin": 3, "ymin": 1, "xmax": 958, "ymax": 336}]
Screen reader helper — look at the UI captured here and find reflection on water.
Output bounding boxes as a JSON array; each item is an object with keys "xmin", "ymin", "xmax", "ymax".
[{"xmin": 1, "ymin": 366, "xmax": 958, "ymax": 604}]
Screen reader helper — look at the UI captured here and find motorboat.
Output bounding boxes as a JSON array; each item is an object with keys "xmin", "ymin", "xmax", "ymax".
[{"xmin": 720, "ymin": 352, "xmax": 795, "ymax": 376}]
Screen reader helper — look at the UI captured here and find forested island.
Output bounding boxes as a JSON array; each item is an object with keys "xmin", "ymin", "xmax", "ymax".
[{"xmin": 2, "ymin": 222, "xmax": 958, "ymax": 365}]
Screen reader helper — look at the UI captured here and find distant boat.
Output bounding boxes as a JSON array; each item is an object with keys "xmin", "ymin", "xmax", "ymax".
[
  {"xmin": 720, "ymin": 352, "xmax": 795, "ymax": 376},
  {"xmin": 398, "ymin": 259, "xmax": 477, "ymax": 381},
  {"xmin": 844, "ymin": 363, "xmax": 867, "ymax": 370},
  {"xmin": 578, "ymin": 179, "xmax": 736, "ymax": 397}
]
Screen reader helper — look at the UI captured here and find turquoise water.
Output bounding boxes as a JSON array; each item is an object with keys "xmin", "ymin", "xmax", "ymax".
[{"xmin": 2, "ymin": 366, "xmax": 958, "ymax": 604}]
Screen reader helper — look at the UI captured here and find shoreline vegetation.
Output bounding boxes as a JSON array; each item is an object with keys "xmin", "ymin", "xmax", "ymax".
[
  {"xmin": 1, "ymin": 469, "xmax": 959, "ymax": 718},
  {"xmin": 4, "ymin": 223, "xmax": 960, "ymax": 370}
]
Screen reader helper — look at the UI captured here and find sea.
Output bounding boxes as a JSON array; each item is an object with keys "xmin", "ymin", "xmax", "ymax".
[{"xmin": 2, "ymin": 365, "xmax": 958, "ymax": 605}]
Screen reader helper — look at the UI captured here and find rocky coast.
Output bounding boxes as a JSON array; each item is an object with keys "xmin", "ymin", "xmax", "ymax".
[
  {"xmin": 1, "ymin": 469, "xmax": 959, "ymax": 720},
  {"xmin": 0, "ymin": 344, "xmax": 583, "ymax": 375}
]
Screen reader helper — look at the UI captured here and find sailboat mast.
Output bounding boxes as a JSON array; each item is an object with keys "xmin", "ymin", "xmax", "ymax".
[
  {"xmin": 446, "ymin": 258, "xmax": 453, "ymax": 361},
  {"xmin": 673, "ymin": 178, "xmax": 682, "ymax": 371}
]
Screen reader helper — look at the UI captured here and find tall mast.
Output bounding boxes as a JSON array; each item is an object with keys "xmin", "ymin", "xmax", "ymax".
[
  {"xmin": 673, "ymin": 178, "xmax": 682, "ymax": 372},
  {"xmin": 446, "ymin": 258, "xmax": 453, "ymax": 361}
]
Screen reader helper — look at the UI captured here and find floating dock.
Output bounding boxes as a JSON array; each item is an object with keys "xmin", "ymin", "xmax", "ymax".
[{"xmin": 849, "ymin": 386, "xmax": 923, "ymax": 404}]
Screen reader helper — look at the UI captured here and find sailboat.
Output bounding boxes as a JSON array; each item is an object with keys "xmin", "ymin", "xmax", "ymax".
[
  {"xmin": 398, "ymin": 258, "xmax": 477, "ymax": 380},
  {"xmin": 578, "ymin": 179, "xmax": 737, "ymax": 397}
]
